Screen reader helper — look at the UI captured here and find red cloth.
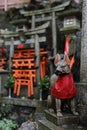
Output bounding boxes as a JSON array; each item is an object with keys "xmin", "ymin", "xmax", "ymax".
[{"xmin": 51, "ymin": 73, "xmax": 77, "ymax": 99}]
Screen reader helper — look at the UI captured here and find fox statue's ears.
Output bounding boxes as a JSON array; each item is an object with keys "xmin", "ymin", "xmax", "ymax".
[
  {"xmin": 64, "ymin": 55, "xmax": 70, "ymax": 65},
  {"xmin": 54, "ymin": 54, "xmax": 60, "ymax": 66}
]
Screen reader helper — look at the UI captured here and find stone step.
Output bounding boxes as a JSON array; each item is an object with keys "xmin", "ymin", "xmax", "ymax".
[
  {"xmin": 38, "ymin": 118, "xmax": 64, "ymax": 130},
  {"xmin": 44, "ymin": 109, "xmax": 80, "ymax": 126},
  {"xmin": 38, "ymin": 119, "xmax": 86, "ymax": 130}
]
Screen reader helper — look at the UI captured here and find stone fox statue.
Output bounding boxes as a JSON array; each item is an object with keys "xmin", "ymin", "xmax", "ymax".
[{"xmin": 48, "ymin": 53, "xmax": 79, "ymax": 117}]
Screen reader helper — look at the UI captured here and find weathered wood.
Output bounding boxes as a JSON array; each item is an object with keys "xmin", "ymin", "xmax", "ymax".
[
  {"xmin": 0, "ymin": 30, "xmax": 45, "ymax": 38},
  {"xmin": 52, "ymin": 11, "xmax": 57, "ymax": 55},
  {"xmin": 20, "ymin": 1, "xmax": 70, "ymax": 16},
  {"xmin": 26, "ymin": 36, "xmax": 46, "ymax": 44},
  {"xmin": 35, "ymin": 34, "xmax": 40, "ymax": 84},
  {"xmin": 9, "ymin": 37, "xmax": 14, "ymax": 71},
  {"xmin": 0, "ymin": 22, "xmax": 50, "ymax": 38},
  {"xmin": 29, "ymin": 16, "xmax": 52, "ymax": 23},
  {"xmin": 60, "ymin": 26, "xmax": 80, "ymax": 34},
  {"xmin": 25, "ymin": 29, "xmax": 45, "ymax": 36},
  {"xmin": 10, "ymin": 19, "xmax": 27, "ymax": 25},
  {"xmin": 32, "ymin": 15, "xmax": 35, "ymax": 29},
  {"xmin": 10, "ymin": 9, "xmax": 81, "ymax": 25},
  {"xmin": 11, "ymin": 16, "xmax": 52, "ymax": 24},
  {"xmin": 31, "ymin": 14, "xmax": 37, "ymax": 48}
]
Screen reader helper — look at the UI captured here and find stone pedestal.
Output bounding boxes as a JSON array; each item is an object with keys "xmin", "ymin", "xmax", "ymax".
[
  {"xmin": 38, "ymin": 109, "xmax": 80, "ymax": 130},
  {"xmin": 44, "ymin": 110, "xmax": 79, "ymax": 126}
]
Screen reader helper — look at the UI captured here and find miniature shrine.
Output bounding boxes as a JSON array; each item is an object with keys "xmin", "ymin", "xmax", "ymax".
[
  {"xmin": 0, "ymin": 0, "xmax": 82, "ymax": 98},
  {"xmin": 0, "ymin": 0, "xmax": 82, "ymax": 102},
  {"xmin": 0, "ymin": 0, "xmax": 87, "ymax": 130}
]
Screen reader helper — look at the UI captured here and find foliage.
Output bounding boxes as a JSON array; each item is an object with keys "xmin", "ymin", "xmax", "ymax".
[
  {"xmin": 38, "ymin": 76, "xmax": 50, "ymax": 90},
  {"xmin": 0, "ymin": 103, "xmax": 14, "ymax": 118},
  {"xmin": 4, "ymin": 74, "xmax": 15, "ymax": 89},
  {"xmin": 0, "ymin": 118, "xmax": 18, "ymax": 130}
]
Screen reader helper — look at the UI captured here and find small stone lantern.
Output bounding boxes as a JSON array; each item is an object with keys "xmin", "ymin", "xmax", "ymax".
[{"xmin": 63, "ymin": 16, "xmax": 80, "ymax": 29}]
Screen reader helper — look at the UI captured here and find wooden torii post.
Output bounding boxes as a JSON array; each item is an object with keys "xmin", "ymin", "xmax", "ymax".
[{"xmin": 9, "ymin": 37, "xmax": 14, "ymax": 71}]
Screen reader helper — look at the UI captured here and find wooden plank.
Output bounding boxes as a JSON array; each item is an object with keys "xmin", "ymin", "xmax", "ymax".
[
  {"xmin": 10, "ymin": 16, "xmax": 52, "ymax": 25},
  {"xmin": 30, "ymin": 21, "xmax": 50, "ymax": 30},
  {"xmin": 25, "ymin": 36, "xmax": 46, "ymax": 44},
  {"xmin": 28, "ymin": 16, "xmax": 52, "ymax": 23},
  {"xmin": 0, "ymin": 22, "xmax": 49, "ymax": 38},
  {"xmin": 10, "ymin": 19, "xmax": 27, "ymax": 24},
  {"xmin": 25, "ymin": 29, "xmax": 46, "ymax": 35},
  {"xmin": 0, "ymin": 33, "xmax": 19, "ymax": 38},
  {"xmin": 0, "ymin": 29, "xmax": 45, "ymax": 38}
]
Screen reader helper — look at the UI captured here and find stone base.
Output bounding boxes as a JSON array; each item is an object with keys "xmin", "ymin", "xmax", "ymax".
[
  {"xmin": 44, "ymin": 109, "xmax": 80, "ymax": 126},
  {"xmin": 38, "ymin": 119, "xmax": 86, "ymax": 130},
  {"xmin": 38, "ymin": 110, "xmax": 85, "ymax": 130},
  {"xmin": 38, "ymin": 119, "xmax": 62, "ymax": 130}
]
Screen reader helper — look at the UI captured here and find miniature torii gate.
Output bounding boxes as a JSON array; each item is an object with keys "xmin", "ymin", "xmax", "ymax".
[
  {"xmin": 0, "ymin": 22, "xmax": 50, "ymax": 83},
  {"xmin": 17, "ymin": 1, "xmax": 70, "ymax": 55}
]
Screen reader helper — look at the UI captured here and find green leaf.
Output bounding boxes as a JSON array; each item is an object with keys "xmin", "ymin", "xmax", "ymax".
[
  {"xmin": 38, "ymin": 76, "xmax": 49, "ymax": 90},
  {"xmin": 4, "ymin": 74, "xmax": 15, "ymax": 89}
]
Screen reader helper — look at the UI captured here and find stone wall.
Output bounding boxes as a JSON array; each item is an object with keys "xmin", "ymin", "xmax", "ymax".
[{"xmin": 76, "ymin": 83, "xmax": 87, "ymax": 126}]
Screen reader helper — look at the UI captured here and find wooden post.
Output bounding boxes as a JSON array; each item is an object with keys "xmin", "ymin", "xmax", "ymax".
[
  {"xmin": 52, "ymin": 11, "xmax": 57, "ymax": 55},
  {"xmin": 31, "ymin": 15, "xmax": 35, "ymax": 48},
  {"xmin": 9, "ymin": 37, "xmax": 14, "ymax": 71},
  {"xmin": 35, "ymin": 34, "xmax": 40, "ymax": 83},
  {"xmin": 32, "ymin": 15, "xmax": 35, "ymax": 29}
]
